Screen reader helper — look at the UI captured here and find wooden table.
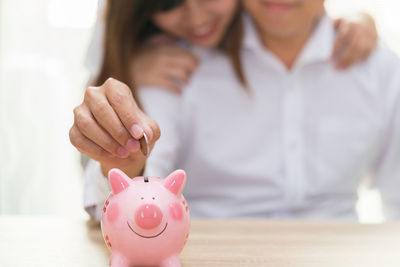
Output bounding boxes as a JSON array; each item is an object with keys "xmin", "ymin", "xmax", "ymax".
[{"xmin": 1, "ymin": 216, "xmax": 399, "ymax": 267}]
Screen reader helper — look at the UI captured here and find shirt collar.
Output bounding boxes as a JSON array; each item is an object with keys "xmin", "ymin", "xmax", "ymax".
[{"xmin": 243, "ymin": 13, "xmax": 335, "ymax": 68}]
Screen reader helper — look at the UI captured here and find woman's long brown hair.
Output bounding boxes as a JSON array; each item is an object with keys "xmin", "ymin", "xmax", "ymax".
[{"xmin": 95, "ymin": 0, "xmax": 245, "ymax": 103}]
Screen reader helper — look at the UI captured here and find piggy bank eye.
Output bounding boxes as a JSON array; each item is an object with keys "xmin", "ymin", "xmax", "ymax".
[
  {"xmin": 152, "ymin": 197, "xmax": 155, "ymax": 200},
  {"xmin": 141, "ymin": 197, "xmax": 144, "ymax": 200}
]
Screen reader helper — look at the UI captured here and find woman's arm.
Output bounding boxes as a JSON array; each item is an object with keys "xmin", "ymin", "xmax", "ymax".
[
  {"xmin": 81, "ymin": 85, "xmax": 183, "ymax": 222},
  {"xmin": 332, "ymin": 12, "xmax": 378, "ymax": 69},
  {"xmin": 131, "ymin": 36, "xmax": 199, "ymax": 94}
]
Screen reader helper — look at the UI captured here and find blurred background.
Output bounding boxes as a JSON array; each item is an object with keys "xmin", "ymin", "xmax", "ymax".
[{"xmin": 0, "ymin": 0, "xmax": 399, "ymax": 221}]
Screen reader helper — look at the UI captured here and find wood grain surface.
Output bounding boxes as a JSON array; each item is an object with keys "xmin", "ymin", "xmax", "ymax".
[{"xmin": 1, "ymin": 216, "xmax": 399, "ymax": 267}]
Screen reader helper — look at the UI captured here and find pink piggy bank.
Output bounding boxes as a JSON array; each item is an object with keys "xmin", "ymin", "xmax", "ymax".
[{"xmin": 101, "ymin": 168, "xmax": 190, "ymax": 267}]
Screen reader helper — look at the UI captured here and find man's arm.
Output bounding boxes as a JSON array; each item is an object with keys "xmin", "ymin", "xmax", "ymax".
[{"xmin": 371, "ymin": 47, "xmax": 400, "ymax": 220}]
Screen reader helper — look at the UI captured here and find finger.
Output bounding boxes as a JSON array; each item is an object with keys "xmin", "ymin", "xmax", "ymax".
[
  {"xmin": 74, "ymin": 104, "xmax": 130, "ymax": 158},
  {"xmin": 168, "ymin": 56, "xmax": 199, "ymax": 78},
  {"xmin": 172, "ymin": 50, "xmax": 199, "ymax": 68},
  {"xmin": 85, "ymin": 87, "xmax": 139, "ymax": 152},
  {"xmin": 358, "ymin": 39, "xmax": 375, "ymax": 61},
  {"xmin": 332, "ymin": 23, "xmax": 352, "ymax": 60},
  {"xmin": 138, "ymin": 114, "xmax": 161, "ymax": 144},
  {"xmin": 355, "ymin": 33, "xmax": 377, "ymax": 61},
  {"xmin": 335, "ymin": 33, "xmax": 359, "ymax": 69},
  {"xmin": 69, "ymin": 123, "xmax": 114, "ymax": 162},
  {"xmin": 164, "ymin": 66, "xmax": 191, "ymax": 84},
  {"xmin": 169, "ymin": 46, "xmax": 199, "ymax": 61},
  {"xmin": 333, "ymin": 18, "xmax": 343, "ymax": 29},
  {"xmin": 157, "ymin": 76, "xmax": 182, "ymax": 94},
  {"xmin": 348, "ymin": 33, "xmax": 370, "ymax": 62},
  {"xmin": 103, "ymin": 78, "xmax": 152, "ymax": 140},
  {"xmin": 167, "ymin": 47, "xmax": 200, "ymax": 69},
  {"xmin": 358, "ymin": 12, "xmax": 378, "ymax": 41}
]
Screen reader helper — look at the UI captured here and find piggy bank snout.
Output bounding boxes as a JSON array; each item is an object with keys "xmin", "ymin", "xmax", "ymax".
[{"xmin": 135, "ymin": 204, "xmax": 163, "ymax": 230}]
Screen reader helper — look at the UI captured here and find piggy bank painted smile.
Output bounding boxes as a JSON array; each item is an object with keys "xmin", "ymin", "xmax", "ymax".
[{"xmin": 101, "ymin": 169, "xmax": 190, "ymax": 267}]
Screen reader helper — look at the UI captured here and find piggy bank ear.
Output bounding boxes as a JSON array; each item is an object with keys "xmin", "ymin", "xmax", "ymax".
[
  {"xmin": 108, "ymin": 168, "xmax": 130, "ymax": 194},
  {"xmin": 163, "ymin": 170, "xmax": 186, "ymax": 196}
]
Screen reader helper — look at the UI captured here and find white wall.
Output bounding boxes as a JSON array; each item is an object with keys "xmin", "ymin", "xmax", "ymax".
[
  {"xmin": 326, "ymin": 0, "xmax": 400, "ymax": 55},
  {"xmin": 0, "ymin": 0, "xmax": 98, "ymax": 218}
]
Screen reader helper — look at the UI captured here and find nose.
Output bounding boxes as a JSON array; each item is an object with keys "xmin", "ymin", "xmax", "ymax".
[
  {"xmin": 135, "ymin": 204, "xmax": 163, "ymax": 230},
  {"xmin": 184, "ymin": 1, "xmax": 209, "ymax": 27}
]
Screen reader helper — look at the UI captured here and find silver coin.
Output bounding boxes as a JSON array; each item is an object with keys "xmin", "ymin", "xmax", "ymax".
[{"xmin": 139, "ymin": 132, "xmax": 150, "ymax": 157}]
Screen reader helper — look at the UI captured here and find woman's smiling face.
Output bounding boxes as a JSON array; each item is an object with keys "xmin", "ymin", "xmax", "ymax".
[{"xmin": 152, "ymin": 0, "xmax": 239, "ymax": 48}]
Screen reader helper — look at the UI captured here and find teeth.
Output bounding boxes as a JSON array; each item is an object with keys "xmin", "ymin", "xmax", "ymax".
[{"xmin": 193, "ymin": 24, "xmax": 212, "ymax": 36}]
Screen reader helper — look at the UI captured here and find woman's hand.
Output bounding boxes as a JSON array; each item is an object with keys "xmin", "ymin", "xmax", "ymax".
[
  {"xmin": 131, "ymin": 38, "xmax": 199, "ymax": 93},
  {"xmin": 332, "ymin": 13, "xmax": 378, "ymax": 69},
  {"xmin": 69, "ymin": 78, "xmax": 160, "ymax": 177}
]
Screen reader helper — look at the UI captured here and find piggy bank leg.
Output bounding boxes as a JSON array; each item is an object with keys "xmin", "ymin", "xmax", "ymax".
[
  {"xmin": 109, "ymin": 253, "xmax": 130, "ymax": 267},
  {"xmin": 160, "ymin": 254, "xmax": 181, "ymax": 267}
]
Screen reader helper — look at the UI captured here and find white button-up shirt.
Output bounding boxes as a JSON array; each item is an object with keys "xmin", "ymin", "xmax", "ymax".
[{"xmin": 84, "ymin": 15, "xmax": 400, "ymax": 222}]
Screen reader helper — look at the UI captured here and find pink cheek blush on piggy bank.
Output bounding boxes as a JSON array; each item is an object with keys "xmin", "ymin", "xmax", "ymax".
[{"xmin": 101, "ymin": 168, "xmax": 190, "ymax": 267}]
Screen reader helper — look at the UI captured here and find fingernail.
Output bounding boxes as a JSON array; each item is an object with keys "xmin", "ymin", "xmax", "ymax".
[
  {"xmin": 142, "ymin": 124, "xmax": 154, "ymax": 141},
  {"xmin": 126, "ymin": 139, "xmax": 140, "ymax": 153},
  {"xmin": 130, "ymin": 124, "xmax": 143, "ymax": 139},
  {"xmin": 117, "ymin": 146, "xmax": 129, "ymax": 158}
]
